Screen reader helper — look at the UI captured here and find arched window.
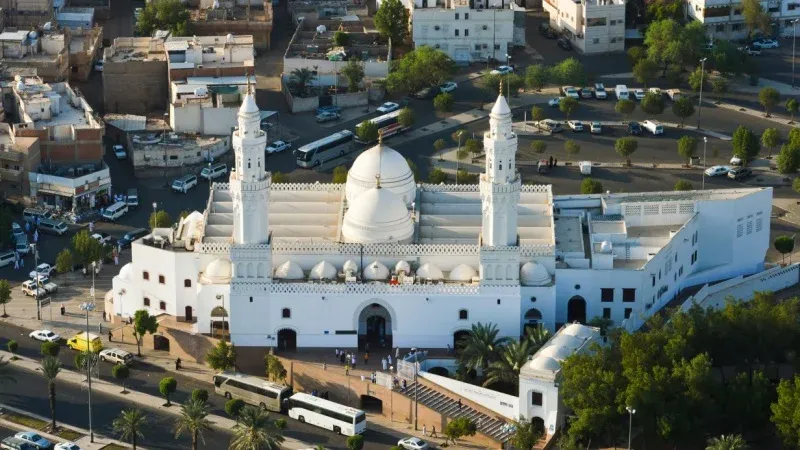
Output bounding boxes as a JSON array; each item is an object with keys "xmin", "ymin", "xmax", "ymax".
[
  {"xmin": 143, "ymin": 271, "xmax": 149, "ymax": 280},
  {"xmin": 143, "ymin": 297, "xmax": 150, "ymax": 307},
  {"xmin": 184, "ymin": 279, "xmax": 192, "ymax": 287},
  {"xmin": 159, "ymin": 301, "xmax": 166, "ymax": 310},
  {"xmin": 459, "ymin": 309, "xmax": 468, "ymax": 320},
  {"xmin": 282, "ymin": 308, "xmax": 291, "ymax": 319}
]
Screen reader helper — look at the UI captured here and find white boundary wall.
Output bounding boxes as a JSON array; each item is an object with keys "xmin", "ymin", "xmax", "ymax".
[{"xmin": 419, "ymin": 371, "xmax": 519, "ymax": 420}]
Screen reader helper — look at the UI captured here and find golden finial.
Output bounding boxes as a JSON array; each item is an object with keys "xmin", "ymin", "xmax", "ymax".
[
  {"xmin": 499, "ymin": 79, "xmax": 503, "ymax": 96},
  {"xmin": 378, "ymin": 129, "xmax": 384, "ymax": 145}
]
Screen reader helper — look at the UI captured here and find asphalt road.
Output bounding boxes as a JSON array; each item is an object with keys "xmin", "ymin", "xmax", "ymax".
[
  {"xmin": 0, "ymin": 424, "xmax": 21, "ymax": 443},
  {"xmin": 0, "ymin": 324, "xmax": 401, "ymax": 450}
]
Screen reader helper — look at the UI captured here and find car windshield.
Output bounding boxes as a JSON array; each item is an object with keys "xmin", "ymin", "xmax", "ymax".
[
  {"xmin": 45, "ymin": 332, "xmax": 54, "ymax": 337},
  {"xmin": 29, "ymin": 434, "xmax": 42, "ymax": 441}
]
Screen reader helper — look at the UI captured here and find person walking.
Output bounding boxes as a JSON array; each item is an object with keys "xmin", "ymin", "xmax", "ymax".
[
  {"xmin": 60, "ymin": 303, "xmax": 65, "ymax": 316},
  {"xmin": 98, "ymin": 322, "xmax": 103, "ymax": 334},
  {"xmin": 422, "ymin": 425, "xmax": 427, "ymax": 436},
  {"xmin": 382, "ymin": 357, "xmax": 387, "ymax": 371},
  {"xmin": 88, "ymin": 221, "xmax": 94, "ymax": 232},
  {"xmin": 387, "ymin": 354, "xmax": 392, "ymax": 367},
  {"xmin": 364, "ymin": 352, "xmax": 369, "ymax": 365},
  {"xmin": 548, "ymin": 155, "xmax": 554, "ymax": 168},
  {"xmin": 431, "ymin": 426, "xmax": 437, "ymax": 438},
  {"xmin": 108, "ymin": 330, "xmax": 113, "ymax": 342},
  {"xmin": 351, "ymin": 354, "xmax": 356, "ymax": 370},
  {"xmin": 395, "ymin": 347, "xmax": 400, "ymax": 360},
  {"xmin": 457, "ymin": 398, "xmax": 462, "ymax": 410}
]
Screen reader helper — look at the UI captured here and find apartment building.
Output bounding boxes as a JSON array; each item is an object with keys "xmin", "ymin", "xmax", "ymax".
[
  {"xmin": 687, "ymin": 0, "xmax": 800, "ymax": 40},
  {"xmin": 189, "ymin": 0, "xmax": 273, "ymax": 50},
  {"xmin": 103, "ymin": 37, "xmax": 169, "ymax": 115},
  {"xmin": 0, "ymin": 28, "xmax": 69, "ymax": 81},
  {"xmin": 543, "ymin": 0, "xmax": 625, "ymax": 54},
  {"xmin": 164, "ymin": 34, "xmax": 255, "ymax": 83},
  {"xmin": 0, "ymin": 122, "xmax": 39, "ymax": 204}
]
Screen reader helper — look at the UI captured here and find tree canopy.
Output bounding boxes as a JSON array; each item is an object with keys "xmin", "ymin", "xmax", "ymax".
[
  {"xmin": 732, "ymin": 125, "xmax": 760, "ymax": 163},
  {"xmin": 386, "ymin": 46, "xmax": 454, "ymax": 94},
  {"xmin": 136, "ymin": 0, "xmax": 191, "ymax": 37},
  {"xmin": 340, "ymin": 59, "xmax": 364, "ymax": 93},
  {"xmin": 374, "ymin": 0, "xmax": 410, "ymax": 44},
  {"xmin": 550, "ymin": 58, "xmax": 587, "ymax": 86}
]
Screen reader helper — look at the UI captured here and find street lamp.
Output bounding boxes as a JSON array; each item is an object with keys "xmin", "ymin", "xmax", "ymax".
[
  {"xmin": 118, "ymin": 288, "xmax": 126, "ymax": 341},
  {"xmin": 80, "ymin": 300, "xmax": 96, "ymax": 443},
  {"xmin": 702, "ymin": 136, "xmax": 708, "ymax": 190},
  {"xmin": 793, "ymin": 19, "xmax": 799, "ymax": 88},
  {"xmin": 455, "ymin": 131, "xmax": 464, "ymax": 185},
  {"xmin": 162, "ymin": 112, "xmax": 169, "ymax": 188},
  {"xmin": 696, "ymin": 57, "xmax": 707, "ymax": 130},
  {"xmin": 30, "ymin": 243, "xmax": 40, "ymax": 320},
  {"xmin": 151, "ymin": 202, "xmax": 158, "ymax": 231},
  {"xmin": 413, "ymin": 350, "xmax": 419, "ymax": 431},
  {"xmin": 626, "ymin": 406, "xmax": 636, "ymax": 450}
]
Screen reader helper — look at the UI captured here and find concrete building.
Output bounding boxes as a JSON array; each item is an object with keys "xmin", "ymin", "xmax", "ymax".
[
  {"xmin": 189, "ymin": 0, "xmax": 273, "ymax": 50},
  {"xmin": 55, "ymin": 7, "xmax": 94, "ymax": 29},
  {"xmin": 0, "ymin": 122, "xmax": 40, "ymax": 204},
  {"xmin": 170, "ymin": 76, "xmax": 250, "ymax": 135},
  {"xmin": 287, "ymin": 0, "xmax": 349, "ymax": 25},
  {"xmin": 164, "ymin": 34, "xmax": 255, "ymax": 83},
  {"xmin": 687, "ymin": 0, "xmax": 800, "ymax": 40},
  {"xmin": 126, "ymin": 131, "xmax": 230, "ymax": 175},
  {"xmin": 411, "ymin": 0, "xmax": 516, "ymax": 64},
  {"xmin": 28, "ymin": 160, "xmax": 111, "ymax": 210},
  {"xmin": 542, "ymin": 0, "xmax": 625, "ymax": 54},
  {"xmin": 0, "ymin": 0, "xmax": 53, "ymax": 28},
  {"xmin": 0, "ymin": 28, "xmax": 69, "ymax": 81},
  {"xmin": 67, "ymin": 26, "xmax": 102, "ymax": 81},
  {"xmin": 102, "ymin": 37, "xmax": 168, "ymax": 115}
]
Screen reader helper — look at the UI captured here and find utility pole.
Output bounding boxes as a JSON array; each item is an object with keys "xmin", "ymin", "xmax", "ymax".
[
  {"xmin": 793, "ymin": 19, "xmax": 799, "ymax": 88},
  {"xmin": 413, "ymin": 351, "xmax": 419, "ymax": 431},
  {"xmin": 702, "ymin": 136, "xmax": 707, "ymax": 190},
  {"xmin": 81, "ymin": 292, "xmax": 96, "ymax": 443},
  {"xmin": 696, "ymin": 57, "xmax": 707, "ymax": 130}
]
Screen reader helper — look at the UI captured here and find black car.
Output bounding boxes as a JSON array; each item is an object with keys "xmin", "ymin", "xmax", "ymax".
[
  {"xmin": 628, "ymin": 121, "xmax": 642, "ymax": 135},
  {"xmin": 728, "ymin": 167, "xmax": 753, "ymax": 180},
  {"xmin": 118, "ymin": 228, "xmax": 150, "ymax": 249},
  {"xmin": 557, "ymin": 38, "xmax": 572, "ymax": 51},
  {"xmin": 539, "ymin": 23, "xmax": 557, "ymax": 39}
]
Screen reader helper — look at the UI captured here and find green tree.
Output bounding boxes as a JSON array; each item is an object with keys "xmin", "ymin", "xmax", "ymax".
[
  {"xmin": 772, "ymin": 376, "xmax": 800, "ymax": 448},
  {"xmin": 794, "ymin": 177, "xmax": 800, "ymax": 194},
  {"xmin": 711, "ymin": 40, "xmax": 746, "ymax": 77},
  {"xmin": 627, "ymin": 46, "xmax": 647, "ymax": 65},
  {"xmin": 174, "ymin": 398, "xmax": 213, "ymax": 450},
  {"xmin": 433, "ymin": 138, "xmax": 447, "ymax": 156},
  {"xmin": 159, "ymin": 377, "xmax": 178, "ymax": 406},
  {"xmin": 41, "ymin": 341, "xmax": 60, "ymax": 357},
  {"xmin": 742, "ymin": 0, "xmax": 771, "ymax": 38},
  {"xmin": 484, "ymin": 339, "xmax": 537, "ymax": 389},
  {"xmin": 759, "ymin": 87, "xmax": 781, "ymax": 117},
  {"xmin": 71, "ymin": 229, "xmax": 104, "ymax": 267},
  {"xmin": 6, "ymin": 340, "xmax": 18, "ymax": 355},
  {"xmin": 0, "ymin": 356, "xmax": 15, "ymax": 384},
  {"xmin": 332, "ymin": 31, "xmax": 349, "ymax": 47},
  {"xmin": 136, "ymin": 0, "xmax": 191, "ymax": 37},
  {"xmin": 40, "ymin": 355, "xmax": 61, "ymax": 430},
  {"xmin": 456, "ymin": 322, "xmax": 508, "ymax": 370},
  {"xmin": 483, "ymin": 73, "xmax": 524, "ymax": 98},
  {"xmin": 672, "ymin": 97, "xmax": 696, "ymax": 126},
  {"xmin": 465, "ymin": 138, "xmax": 482, "ymax": 155},
  {"xmin": 112, "ymin": 363, "xmax": 130, "ymax": 392},
  {"xmin": 675, "ymin": 179, "xmax": 694, "ymax": 191},
  {"xmin": 712, "ymin": 78, "xmax": 729, "ymax": 103},
  {"xmin": 271, "ymin": 172, "xmax": 288, "ymax": 183},
  {"xmin": 374, "ymin": 0, "xmax": 410, "ymax": 44},
  {"xmin": 265, "ymin": 354, "xmax": 287, "ymax": 383},
  {"xmin": 761, "ymin": 128, "xmax": 780, "ymax": 157},
  {"xmin": 0, "ymin": 279, "xmax": 10, "ymax": 317},
  {"xmin": 340, "ymin": 59, "xmax": 364, "ymax": 93},
  {"xmin": 776, "ymin": 143, "xmax": 800, "ymax": 174},
  {"xmin": 386, "ymin": 46, "xmax": 453, "ymax": 93},
  {"xmin": 230, "ymin": 406, "xmax": 284, "ymax": 450},
  {"xmin": 633, "ymin": 59, "xmax": 659, "ymax": 87},
  {"xmin": 332, "ymin": 165, "xmax": 348, "ymax": 183},
  {"xmin": 132, "ymin": 309, "xmax": 159, "ymax": 357},
  {"xmin": 641, "ymin": 92, "xmax": 665, "ymax": 115},
  {"xmin": 456, "ymin": 169, "xmax": 477, "ymax": 184},
  {"xmin": 688, "ymin": 66, "xmax": 707, "ymax": 92},
  {"xmin": 433, "ymin": 92, "xmax": 454, "ymax": 112},
  {"xmin": 225, "ymin": 398, "xmax": 246, "ymax": 418},
  {"xmin": 346, "ymin": 435, "xmax": 365, "ymax": 450},
  {"xmin": 774, "ymin": 235, "xmax": 795, "ymax": 264},
  {"xmin": 113, "ymin": 408, "xmax": 148, "ymax": 450},
  {"xmin": 510, "ymin": 417, "xmax": 541, "ymax": 449},
  {"xmin": 525, "ymin": 64, "xmax": 549, "ymax": 91},
  {"xmin": 646, "ymin": 0, "xmax": 684, "ymax": 22},
  {"xmin": 706, "ymin": 434, "xmax": 748, "ymax": 450},
  {"xmin": 531, "ymin": 106, "xmax": 545, "ymax": 122},
  {"xmin": 732, "ymin": 125, "xmax": 760, "ymax": 163},
  {"xmin": 531, "ymin": 141, "xmax": 547, "ymax": 154},
  {"xmin": 398, "ymin": 107, "xmax": 414, "ymax": 128},
  {"xmin": 615, "ymin": 99, "xmax": 636, "ymax": 120},
  {"xmin": 205, "ymin": 339, "xmax": 237, "ymax": 372},
  {"xmin": 679, "ymin": 21, "xmax": 707, "ymax": 67},
  {"xmin": 54, "ymin": 249, "xmax": 73, "ymax": 278},
  {"xmin": 550, "ymin": 58, "xmax": 586, "ymax": 85},
  {"xmin": 559, "ymin": 97, "xmax": 580, "ymax": 119},
  {"xmin": 787, "ymin": 98, "xmax": 799, "ymax": 122},
  {"xmin": 580, "ymin": 178, "xmax": 604, "ymax": 194},
  {"xmin": 289, "ymin": 68, "xmax": 316, "ymax": 96},
  {"xmin": 615, "ymin": 137, "xmax": 638, "ymax": 165},
  {"xmin": 356, "ymin": 119, "xmax": 379, "ymax": 144},
  {"xmin": 644, "ymin": 19, "xmax": 683, "ymax": 74},
  {"xmin": 192, "ymin": 388, "xmax": 209, "ymax": 404},
  {"xmin": 273, "ymin": 419, "xmax": 287, "ymax": 430},
  {"xmin": 149, "ymin": 210, "xmax": 172, "ymax": 228},
  {"xmin": 444, "ymin": 416, "xmax": 476, "ymax": 445},
  {"xmin": 565, "ymin": 140, "xmax": 581, "ymax": 157},
  {"xmin": 428, "ymin": 168, "xmax": 448, "ymax": 184},
  {"xmin": 677, "ymin": 135, "xmax": 698, "ymax": 165}
]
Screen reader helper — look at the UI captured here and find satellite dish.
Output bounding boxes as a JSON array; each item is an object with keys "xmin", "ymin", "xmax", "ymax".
[{"xmin": 43, "ymin": 22, "xmax": 52, "ymax": 31}]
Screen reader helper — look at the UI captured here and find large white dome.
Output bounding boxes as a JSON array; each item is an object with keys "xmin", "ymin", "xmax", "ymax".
[
  {"xmin": 417, "ymin": 262, "xmax": 444, "ymax": 280},
  {"xmin": 449, "ymin": 264, "xmax": 477, "ymax": 282},
  {"xmin": 345, "ymin": 144, "xmax": 416, "ymax": 206},
  {"xmin": 520, "ymin": 261, "xmax": 551, "ymax": 286},
  {"xmin": 205, "ymin": 258, "xmax": 232, "ymax": 283},
  {"xmin": 562, "ymin": 323, "xmax": 596, "ymax": 340},
  {"xmin": 309, "ymin": 261, "xmax": 337, "ymax": 280},
  {"xmin": 537, "ymin": 345, "xmax": 572, "ymax": 361},
  {"xmin": 363, "ymin": 261, "xmax": 390, "ymax": 280},
  {"xmin": 528, "ymin": 355, "xmax": 560, "ymax": 372},
  {"xmin": 341, "ymin": 187, "xmax": 414, "ymax": 244},
  {"xmin": 274, "ymin": 260, "xmax": 304, "ymax": 280}
]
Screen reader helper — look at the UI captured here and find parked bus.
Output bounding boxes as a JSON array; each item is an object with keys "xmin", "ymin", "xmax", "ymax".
[
  {"xmin": 354, "ymin": 110, "xmax": 410, "ymax": 144},
  {"xmin": 294, "ymin": 130, "xmax": 355, "ymax": 168},
  {"xmin": 213, "ymin": 371, "xmax": 292, "ymax": 412},
  {"xmin": 287, "ymin": 392, "xmax": 367, "ymax": 436}
]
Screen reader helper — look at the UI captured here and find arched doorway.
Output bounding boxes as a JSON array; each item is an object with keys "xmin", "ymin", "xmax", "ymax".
[
  {"xmin": 454, "ymin": 330, "xmax": 471, "ymax": 351},
  {"xmin": 277, "ymin": 329, "xmax": 297, "ymax": 352},
  {"xmin": 184, "ymin": 306, "xmax": 193, "ymax": 322},
  {"xmin": 428, "ymin": 366, "xmax": 450, "ymax": 377},
  {"xmin": 358, "ymin": 303, "xmax": 392, "ymax": 351},
  {"xmin": 210, "ymin": 306, "xmax": 229, "ymax": 339},
  {"xmin": 524, "ymin": 308, "xmax": 542, "ymax": 327},
  {"xmin": 359, "ymin": 395, "xmax": 383, "ymax": 413},
  {"xmin": 532, "ymin": 417, "xmax": 545, "ymax": 436},
  {"xmin": 567, "ymin": 296, "xmax": 586, "ymax": 324}
]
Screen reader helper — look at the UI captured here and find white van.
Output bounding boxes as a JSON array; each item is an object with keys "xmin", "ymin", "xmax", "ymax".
[
  {"xmin": 22, "ymin": 208, "xmax": 52, "ymax": 224},
  {"xmin": 102, "ymin": 202, "xmax": 129, "ymax": 221},
  {"xmin": 642, "ymin": 120, "xmax": 664, "ymax": 135},
  {"xmin": 126, "ymin": 188, "xmax": 139, "ymax": 208},
  {"xmin": 172, "ymin": 174, "xmax": 198, "ymax": 193},
  {"xmin": 615, "ymin": 85, "xmax": 629, "ymax": 100},
  {"xmin": 15, "ymin": 234, "xmax": 29, "ymax": 255},
  {"xmin": 0, "ymin": 251, "xmax": 15, "ymax": 268},
  {"xmin": 38, "ymin": 218, "xmax": 68, "ymax": 236},
  {"xmin": 200, "ymin": 163, "xmax": 228, "ymax": 181}
]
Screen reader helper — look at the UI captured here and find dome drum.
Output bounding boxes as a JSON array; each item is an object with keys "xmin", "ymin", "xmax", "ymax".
[{"xmin": 345, "ymin": 144, "xmax": 417, "ymax": 206}]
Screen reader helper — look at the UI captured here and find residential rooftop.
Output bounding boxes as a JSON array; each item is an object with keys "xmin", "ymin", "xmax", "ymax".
[{"xmin": 104, "ymin": 37, "xmax": 167, "ymax": 62}]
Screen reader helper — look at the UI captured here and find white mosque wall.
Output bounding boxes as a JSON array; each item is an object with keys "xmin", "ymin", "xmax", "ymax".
[
  {"xmin": 419, "ymin": 371, "xmax": 520, "ymax": 420},
  {"xmin": 520, "ymin": 285, "xmax": 556, "ymax": 333},
  {"xmin": 555, "ymin": 268, "xmax": 648, "ymax": 325},
  {"xmin": 195, "ymin": 284, "xmax": 231, "ymax": 334},
  {"xmin": 519, "ymin": 375, "xmax": 561, "ymax": 436}
]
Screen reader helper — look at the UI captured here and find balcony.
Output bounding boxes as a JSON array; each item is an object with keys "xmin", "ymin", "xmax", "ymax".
[{"xmin": 0, "ymin": 167, "xmax": 22, "ymax": 183}]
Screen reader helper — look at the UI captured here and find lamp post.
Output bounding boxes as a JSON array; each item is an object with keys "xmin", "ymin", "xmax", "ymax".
[
  {"xmin": 30, "ymin": 243, "xmax": 40, "ymax": 320},
  {"xmin": 793, "ymin": 19, "xmax": 799, "ymax": 88},
  {"xmin": 455, "ymin": 131, "xmax": 464, "ymax": 185},
  {"xmin": 162, "ymin": 112, "xmax": 169, "ymax": 188},
  {"xmin": 151, "ymin": 202, "xmax": 158, "ymax": 231},
  {"xmin": 413, "ymin": 350, "xmax": 419, "ymax": 431},
  {"xmin": 696, "ymin": 57, "xmax": 707, "ymax": 130},
  {"xmin": 80, "ymin": 299, "xmax": 96, "ymax": 443},
  {"xmin": 702, "ymin": 136, "xmax": 708, "ymax": 190},
  {"xmin": 626, "ymin": 406, "xmax": 636, "ymax": 450},
  {"xmin": 118, "ymin": 289, "xmax": 126, "ymax": 342}
]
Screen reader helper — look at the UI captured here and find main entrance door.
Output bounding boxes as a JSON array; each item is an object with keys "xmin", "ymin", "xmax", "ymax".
[
  {"xmin": 358, "ymin": 303, "xmax": 392, "ymax": 351},
  {"xmin": 567, "ymin": 296, "xmax": 587, "ymax": 324}
]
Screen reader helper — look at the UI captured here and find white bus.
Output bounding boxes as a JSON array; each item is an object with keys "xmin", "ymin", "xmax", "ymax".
[
  {"xmin": 354, "ymin": 110, "xmax": 410, "ymax": 144},
  {"xmin": 213, "ymin": 371, "xmax": 292, "ymax": 412},
  {"xmin": 294, "ymin": 130, "xmax": 355, "ymax": 168},
  {"xmin": 288, "ymin": 393, "xmax": 367, "ymax": 436}
]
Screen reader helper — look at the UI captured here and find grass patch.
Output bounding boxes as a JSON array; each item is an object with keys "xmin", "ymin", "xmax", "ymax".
[
  {"xmin": 54, "ymin": 428, "xmax": 84, "ymax": 441},
  {"xmin": 99, "ymin": 444, "xmax": 128, "ymax": 450},
  {"xmin": 3, "ymin": 413, "xmax": 49, "ymax": 430}
]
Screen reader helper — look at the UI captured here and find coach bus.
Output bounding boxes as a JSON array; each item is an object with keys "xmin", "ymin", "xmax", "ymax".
[
  {"xmin": 354, "ymin": 110, "xmax": 411, "ymax": 144},
  {"xmin": 213, "ymin": 371, "xmax": 292, "ymax": 412},
  {"xmin": 294, "ymin": 130, "xmax": 355, "ymax": 168},
  {"xmin": 288, "ymin": 392, "xmax": 367, "ymax": 436}
]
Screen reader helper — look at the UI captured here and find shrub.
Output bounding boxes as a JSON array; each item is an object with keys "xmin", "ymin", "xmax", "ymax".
[
  {"xmin": 192, "ymin": 388, "xmax": 209, "ymax": 403},
  {"xmin": 274, "ymin": 418, "xmax": 287, "ymax": 429},
  {"xmin": 580, "ymin": 178, "xmax": 604, "ymax": 194},
  {"xmin": 112, "ymin": 363, "xmax": 130, "ymax": 380},
  {"xmin": 159, "ymin": 377, "xmax": 178, "ymax": 406},
  {"xmin": 7, "ymin": 340, "xmax": 17, "ymax": 354},
  {"xmin": 346, "ymin": 434, "xmax": 365, "ymax": 450},
  {"xmin": 40, "ymin": 341, "xmax": 60, "ymax": 357},
  {"xmin": 225, "ymin": 398, "xmax": 246, "ymax": 417},
  {"xmin": 433, "ymin": 92, "xmax": 454, "ymax": 112}
]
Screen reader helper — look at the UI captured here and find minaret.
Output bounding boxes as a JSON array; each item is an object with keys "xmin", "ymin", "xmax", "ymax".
[
  {"xmin": 230, "ymin": 80, "xmax": 270, "ymax": 245},
  {"xmin": 479, "ymin": 82, "xmax": 521, "ymax": 247}
]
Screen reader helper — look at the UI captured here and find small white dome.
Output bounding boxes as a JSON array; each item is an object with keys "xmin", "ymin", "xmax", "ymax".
[
  {"xmin": 205, "ymin": 258, "xmax": 232, "ymax": 282},
  {"xmin": 529, "ymin": 356, "xmax": 561, "ymax": 372},
  {"xmin": 520, "ymin": 261, "xmax": 551, "ymax": 286},
  {"xmin": 118, "ymin": 263, "xmax": 133, "ymax": 281},
  {"xmin": 342, "ymin": 187, "xmax": 414, "ymax": 244},
  {"xmin": 363, "ymin": 261, "xmax": 390, "ymax": 280},
  {"xmin": 449, "ymin": 264, "xmax": 477, "ymax": 282},
  {"xmin": 537, "ymin": 345, "xmax": 572, "ymax": 361},
  {"xmin": 395, "ymin": 260, "xmax": 411, "ymax": 274},
  {"xmin": 343, "ymin": 260, "xmax": 359, "ymax": 274},
  {"xmin": 562, "ymin": 323, "xmax": 596, "ymax": 340},
  {"xmin": 309, "ymin": 261, "xmax": 337, "ymax": 280},
  {"xmin": 274, "ymin": 260, "xmax": 304, "ymax": 280},
  {"xmin": 417, "ymin": 262, "xmax": 444, "ymax": 280},
  {"xmin": 549, "ymin": 334, "xmax": 585, "ymax": 351},
  {"xmin": 346, "ymin": 144, "xmax": 417, "ymax": 206},
  {"xmin": 600, "ymin": 240, "xmax": 612, "ymax": 253},
  {"xmin": 491, "ymin": 92, "xmax": 511, "ymax": 116}
]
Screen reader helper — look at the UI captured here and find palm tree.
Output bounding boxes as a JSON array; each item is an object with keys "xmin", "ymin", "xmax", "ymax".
[
  {"xmin": 40, "ymin": 355, "xmax": 61, "ymax": 430},
  {"xmin": 0, "ymin": 356, "xmax": 16, "ymax": 385},
  {"xmin": 290, "ymin": 68, "xmax": 317, "ymax": 96},
  {"xmin": 456, "ymin": 322, "xmax": 508, "ymax": 370},
  {"xmin": 173, "ymin": 398, "xmax": 213, "ymax": 450},
  {"xmin": 706, "ymin": 434, "xmax": 749, "ymax": 450},
  {"xmin": 113, "ymin": 408, "xmax": 148, "ymax": 450},
  {"xmin": 482, "ymin": 339, "xmax": 535, "ymax": 388},
  {"xmin": 229, "ymin": 406, "xmax": 285, "ymax": 450},
  {"xmin": 524, "ymin": 324, "xmax": 551, "ymax": 349}
]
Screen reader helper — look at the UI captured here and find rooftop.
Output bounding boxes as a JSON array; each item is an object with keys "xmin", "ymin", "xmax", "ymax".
[
  {"xmin": 35, "ymin": 161, "xmax": 106, "ymax": 178},
  {"xmin": 285, "ymin": 18, "xmax": 388, "ymax": 62},
  {"xmin": 521, "ymin": 323, "xmax": 600, "ymax": 382},
  {"xmin": 13, "ymin": 79, "xmax": 98, "ymax": 129},
  {"xmin": 189, "ymin": 2, "xmax": 272, "ymax": 24},
  {"xmin": 105, "ymin": 37, "xmax": 166, "ymax": 62},
  {"xmin": 602, "ymin": 188, "xmax": 762, "ymax": 205}
]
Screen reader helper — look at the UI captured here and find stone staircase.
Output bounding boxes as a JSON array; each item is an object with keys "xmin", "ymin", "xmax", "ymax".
[{"xmin": 397, "ymin": 381, "xmax": 514, "ymax": 443}]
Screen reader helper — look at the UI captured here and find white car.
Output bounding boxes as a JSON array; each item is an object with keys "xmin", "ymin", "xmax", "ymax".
[
  {"xmin": 567, "ymin": 120, "xmax": 584, "ymax": 131},
  {"xmin": 739, "ymin": 46, "xmax": 762, "ymax": 56},
  {"xmin": 439, "ymin": 81, "xmax": 458, "ymax": 93},
  {"xmin": 594, "ymin": 83, "xmax": 607, "ymax": 99},
  {"xmin": 730, "ymin": 155, "xmax": 743, "ymax": 166},
  {"xmin": 266, "ymin": 140, "xmax": 291, "ymax": 154},
  {"xmin": 94, "ymin": 60, "xmax": 103, "ymax": 72},
  {"xmin": 29, "ymin": 263, "xmax": 54, "ymax": 280},
  {"xmin": 99, "ymin": 348, "xmax": 135, "ymax": 365},
  {"xmin": 29, "ymin": 329, "xmax": 60, "ymax": 342},
  {"xmin": 648, "ymin": 87, "xmax": 663, "ymax": 96},
  {"xmin": 633, "ymin": 89, "xmax": 646, "ymax": 100},
  {"xmin": 376, "ymin": 102, "xmax": 400, "ymax": 113},
  {"xmin": 55, "ymin": 443, "xmax": 82, "ymax": 450},
  {"xmin": 547, "ymin": 97, "xmax": 562, "ymax": 107},
  {"xmin": 751, "ymin": 38, "xmax": 779, "ymax": 49},
  {"xmin": 91, "ymin": 232, "xmax": 112, "ymax": 245},
  {"xmin": 590, "ymin": 122, "xmax": 602, "ymax": 134},
  {"xmin": 113, "ymin": 144, "xmax": 126, "ymax": 159},
  {"xmin": 12, "ymin": 221, "xmax": 23, "ymax": 239},
  {"xmin": 491, "ymin": 65, "xmax": 514, "ymax": 75},
  {"xmin": 561, "ymin": 86, "xmax": 580, "ymax": 99},
  {"xmin": 397, "ymin": 437, "xmax": 430, "ymax": 450},
  {"xmin": 704, "ymin": 165, "xmax": 730, "ymax": 177},
  {"xmin": 15, "ymin": 431, "xmax": 51, "ymax": 449}
]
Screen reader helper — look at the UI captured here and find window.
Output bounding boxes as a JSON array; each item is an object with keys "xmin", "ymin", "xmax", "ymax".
[
  {"xmin": 756, "ymin": 218, "xmax": 763, "ymax": 232},
  {"xmin": 282, "ymin": 308, "xmax": 291, "ymax": 318},
  {"xmin": 494, "ymin": 44, "xmax": 500, "ymax": 50},
  {"xmin": 746, "ymin": 221, "xmax": 753, "ymax": 235},
  {"xmin": 184, "ymin": 279, "xmax": 192, "ymax": 287},
  {"xmin": 475, "ymin": 44, "xmax": 481, "ymax": 50},
  {"xmin": 601, "ymin": 288, "xmax": 614, "ymax": 302},
  {"xmin": 159, "ymin": 275, "xmax": 165, "ymax": 284},
  {"xmin": 465, "ymin": 29, "xmax": 469, "ymax": 36},
  {"xmin": 624, "ymin": 308, "xmax": 632, "ymax": 319},
  {"xmin": 586, "ymin": 17, "xmax": 607, "ymax": 26},
  {"xmin": 592, "ymin": 38, "xmax": 600, "ymax": 44},
  {"xmin": 715, "ymin": 24, "xmax": 725, "ymax": 32},
  {"xmin": 143, "ymin": 271, "xmax": 150, "ymax": 280},
  {"xmin": 652, "ymin": 275, "xmax": 656, "ymax": 287},
  {"xmin": 732, "ymin": 23, "xmax": 743, "ymax": 30},
  {"xmin": 249, "ymin": 296, "xmax": 253, "ymax": 302},
  {"xmin": 455, "ymin": 12, "xmax": 459, "ymax": 19},
  {"xmin": 603, "ymin": 308, "xmax": 611, "ymax": 319},
  {"xmin": 143, "ymin": 297, "xmax": 150, "ymax": 307},
  {"xmin": 531, "ymin": 391, "xmax": 543, "ymax": 406},
  {"xmin": 455, "ymin": 29, "xmax": 459, "ymax": 36},
  {"xmin": 574, "ymin": 284, "xmax": 581, "ymax": 290},
  {"xmin": 692, "ymin": 250, "xmax": 698, "ymax": 265},
  {"xmin": 159, "ymin": 301, "xmax": 166, "ymax": 310},
  {"xmin": 459, "ymin": 309, "xmax": 468, "ymax": 320},
  {"xmin": 622, "ymin": 288, "xmax": 636, "ymax": 303},
  {"xmin": 497, "ymin": 299, "xmax": 501, "ymax": 305},
  {"xmin": 465, "ymin": 12, "xmax": 469, "ymax": 19}
]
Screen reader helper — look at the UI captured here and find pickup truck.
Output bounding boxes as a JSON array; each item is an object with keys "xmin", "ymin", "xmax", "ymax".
[
  {"xmin": 21, "ymin": 280, "xmax": 48, "ymax": 299},
  {"xmin": 35, "ymin": 276, "xmax": 58, "ymax": 294},
  {"xmin": 22, "ymin": 277, "xmax": 57, "ymax": 296}
]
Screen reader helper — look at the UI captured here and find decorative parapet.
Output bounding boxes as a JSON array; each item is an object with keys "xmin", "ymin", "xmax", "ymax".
[
  {"xmin": 480, "ymin": 245, "xmax": 519, "ymax": 253},
  {"xmin": 419, "ymin": 183, "xmax": 480, "ymax": 192},
  {"xmin": 231, "ymin": 243, "xmax": 271, "ymax": 259},
  {"xmin": 272, "ymin": 182, "xmax": 345, "ymax": 192},
  {"xmin": 520, "ymin": 244, "xmax": 556, "ymax": 257},
  {"xmin": 520, "ymin": 184, "xmax": 552, "ymax": 193},
  {"xmin": 268, "ymin": 282, "xmax": 482, "ymax": 295},
  {"xmin": 213, "ymin": 182, "xmax": 230, "ymax": 191},
  {"xmin": 272, "ymin": 241, "xmax": 481, "ymax": 256},
  {"xmin": 198, "ymin": 242, "xmax": 232, "ymax": 254}
]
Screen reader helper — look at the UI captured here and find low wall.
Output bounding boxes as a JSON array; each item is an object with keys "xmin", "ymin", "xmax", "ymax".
[
  {"xmin": 419, "ymin": 371, "xmax": 519, "ymax": 420},
  {"xmin": 680, "ymin": 263, "xmax": 800, "ymax": 311},
  {"xmin": 282, "ymin": 76, "xmax": 369, "ymax": 112}
]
